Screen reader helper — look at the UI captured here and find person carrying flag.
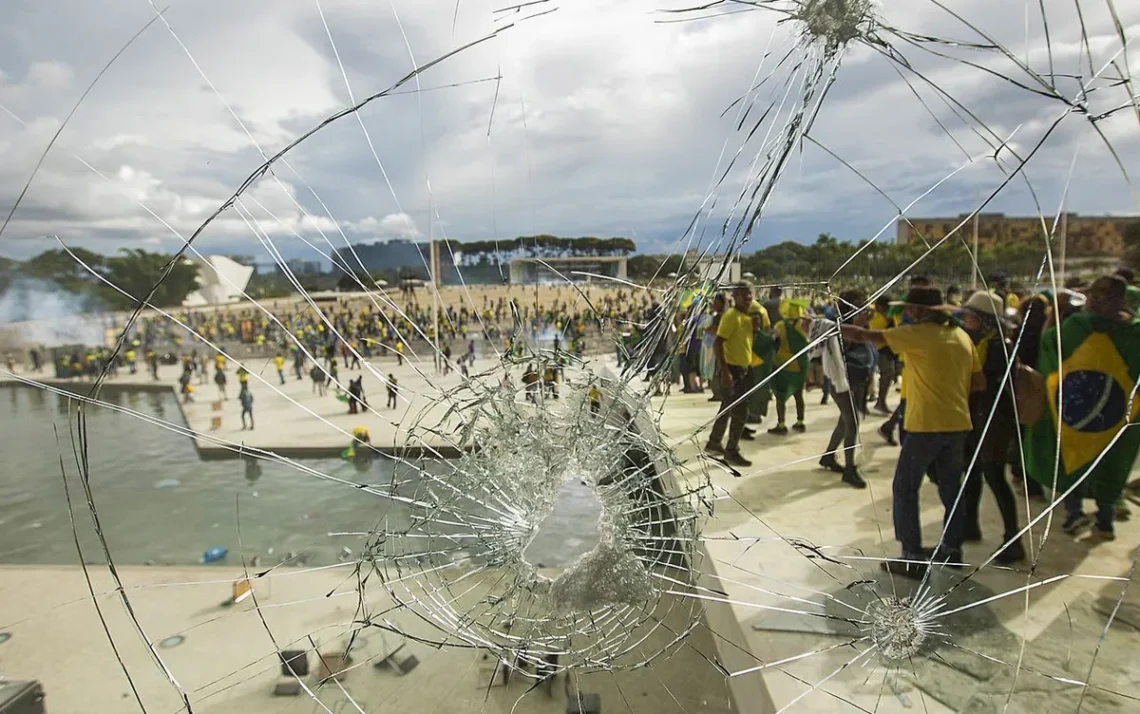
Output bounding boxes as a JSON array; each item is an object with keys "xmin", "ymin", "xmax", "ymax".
[
  {"xmin": 1024, "ymin": 274, "xmax": 1140, "ymax": 542},
  {"xmin": 768, "ymin": 298, "xmax": 810, "ymax": 435}
]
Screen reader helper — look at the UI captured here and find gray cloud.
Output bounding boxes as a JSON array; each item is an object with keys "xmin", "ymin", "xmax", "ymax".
[{"xmin": 0, "ymin": 0, "xmax": 1136, "ymax": 265}]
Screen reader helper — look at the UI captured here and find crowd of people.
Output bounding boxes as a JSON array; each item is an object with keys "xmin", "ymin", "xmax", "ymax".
[{"xmin": 692, "ymin": 270, "xmax": 1140, "ymax": 578}]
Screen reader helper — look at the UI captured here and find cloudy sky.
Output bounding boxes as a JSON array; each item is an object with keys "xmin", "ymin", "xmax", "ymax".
[{"xmin": 0, "ymin": 0, "xmax": 1137, "ymax": 265}]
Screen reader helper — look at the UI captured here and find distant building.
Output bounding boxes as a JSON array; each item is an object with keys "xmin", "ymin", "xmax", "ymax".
[
  {"xmin": 333, "ymin": 240, "xmax": 431, "ymax": 274},
  {"xmin": 509, "ymin": 256, "xmax": 628, "ymax": 284},
  {"xmin": 685, "ymin": 250, "xmax": 741, "ymax": 285},
  {"xmin": 277, "ymin": 258, "xmax": 323, "ymax": 277},
  {"xmin": 896, "ymin": 213, "xmax": 1135, "ymax": 256},
  {"xmin": 183, "ymin": 255, "xmax": 254, "ymax": 306}
]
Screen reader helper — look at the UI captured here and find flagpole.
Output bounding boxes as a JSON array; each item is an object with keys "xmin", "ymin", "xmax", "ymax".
[
  {"xmin": 1059, "ymin": 209, "xmax": 1068, "ymax": 285},
  {"xmin": 971, "ymin": 208, "xmax": 980, "ymax": 291}
]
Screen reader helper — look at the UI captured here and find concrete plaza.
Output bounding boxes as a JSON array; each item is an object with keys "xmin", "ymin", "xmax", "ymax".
[{"xmin": 2, "ymin": 352, "xmax": 1139, "ymax": 713}]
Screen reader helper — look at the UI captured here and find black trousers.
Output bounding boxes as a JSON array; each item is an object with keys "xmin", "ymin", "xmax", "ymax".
[
  {"xmin": 962, "ymin": 460, "xmax": 1020, "ymax": 541},
  {"xmin": 708, "ymin": 365, "xmax": 749, "ymax": 452}
]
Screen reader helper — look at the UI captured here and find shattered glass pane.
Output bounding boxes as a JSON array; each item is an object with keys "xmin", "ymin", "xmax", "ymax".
[{"xmin": 1, "ymin": 0, "xmax": 1139, "ymax": 712}]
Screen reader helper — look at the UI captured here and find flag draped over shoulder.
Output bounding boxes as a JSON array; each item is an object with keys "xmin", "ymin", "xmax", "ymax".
[
  {"xmin": 772, "ymin": 319, "xmax": 809, "ymax": 400},
  {"xmin": 1024, "ymin": 312, "xmax": 1140, "ymax": 502}
]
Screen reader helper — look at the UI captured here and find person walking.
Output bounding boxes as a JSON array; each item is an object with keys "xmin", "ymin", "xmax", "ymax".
[
  {"xmin": 214, "ymin": 367, "xmax": 228, "ymax": 401},
  {"xmin": 239, "ymin": 385, "xmax": 254, "ymax": 430},
  {"xmin": 386, "ymin": 375, "xmax": 399, "ymax": 409},
  {"xmin": 274, "ymin": 353, "xmax": 286, "ymax": 385},
  {"xmin": 310, "ymin": 364, "xmax": 327, "ymax": 396},
  {"xmin": 810, "ymin": 290, "xmax": 871, "ymax": 488},
  {"xmin": 769, "ymin": 300, "xmax": 810, "ymax": 435},
  {"xmin": 704, "ymin": 283, "xmax": 755, "ymax": 468},
  {"xmin": 347, "ymin": 376, "xmax": 366, "ymax": 415},
  {"xmin": 956, "ymin": 291, "xmax": 1025, "ymax": 564},
  {"xmin": 843, "ymin": 287, "xmax": 984, "ymax": 578}
]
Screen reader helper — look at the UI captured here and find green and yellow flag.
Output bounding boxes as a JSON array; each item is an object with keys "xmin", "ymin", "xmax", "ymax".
[
  {"xmin": 772, "ymin": 319, "xmax": 809, "ymax": 401},
  {"xmin": 1024, "ymin": 312, "xmax": 1140, "ymax": 502}
]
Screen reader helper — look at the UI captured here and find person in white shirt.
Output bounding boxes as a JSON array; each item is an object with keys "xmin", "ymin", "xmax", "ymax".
[{"xmin": 806, "ymin": 290, "xmax": 873, "ymax": 488}]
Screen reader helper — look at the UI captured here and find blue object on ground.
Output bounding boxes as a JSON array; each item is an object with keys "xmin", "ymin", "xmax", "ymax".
[{"xmin": 202, "ymin": 547, "xmax": 228, "ymax": 563}]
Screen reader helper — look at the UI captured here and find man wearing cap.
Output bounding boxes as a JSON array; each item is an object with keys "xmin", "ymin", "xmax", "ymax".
[
  {"xmin": 842, "ymin": 287, "xmax": 985, "ymax": 577},
  {"xmin": 706, "ymin": 283, "xmax": 756, "ymax": 468}
]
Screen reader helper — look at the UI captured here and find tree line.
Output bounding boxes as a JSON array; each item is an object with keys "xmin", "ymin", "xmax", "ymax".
[
  {"xmin": 0, "ymin": 248, "xmax": 200, "ymax": 310},
  {"xmin": 629, "ymin": 229, "xmax": 1137, "ymax": 286}
]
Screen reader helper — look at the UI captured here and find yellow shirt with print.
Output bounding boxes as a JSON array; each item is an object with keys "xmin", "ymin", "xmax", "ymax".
[
  {"xmin": 869, "ymin": 311, "xmax": 890, "ymax": 331},
  {"xmin": 716, "ymin": 307, "xmax": 754, "ymax": 368},
  {"xmin": 883, "ymin": 322, "xmax": 981, "ymax": 433}
]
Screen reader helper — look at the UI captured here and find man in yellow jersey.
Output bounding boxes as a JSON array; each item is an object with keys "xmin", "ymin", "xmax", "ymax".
[
  {"xmin": 705, "ymin": 283, "xmax": 755, "ymax": 468},
  {"xmin": 842, "ymin": 287, "xmax": 985, "ymax": 578}
]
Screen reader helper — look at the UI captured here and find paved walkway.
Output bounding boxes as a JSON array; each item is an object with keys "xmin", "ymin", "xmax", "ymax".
[{"xmin": 0, "ymin": 565, "xmax": 733, "ymax": 714}]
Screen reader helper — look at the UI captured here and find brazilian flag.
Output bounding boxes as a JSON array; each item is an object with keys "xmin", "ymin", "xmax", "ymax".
[
  {"xmin": 750, "ymin": 326, "xmax": 777, "ymax": 417},
  {"xmin": 1025, "ymin": 312, "xmax": 1140, "ymax": 502},
  {"xmin": 772, "ymin": 319, "xmax": 809, "ymax": 401}
]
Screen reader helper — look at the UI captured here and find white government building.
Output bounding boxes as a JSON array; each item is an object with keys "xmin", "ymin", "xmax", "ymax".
[{"xmin": 181, "ymin": 255, "xmax": 254, "ymax": 307}]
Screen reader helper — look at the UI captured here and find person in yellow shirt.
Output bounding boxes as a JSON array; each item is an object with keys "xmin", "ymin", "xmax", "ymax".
[
  {"xmin": 841, "ymin": 287, "xmax": 985, "ymax": 578},
  {"xmin": 274, "ymin": 353, "xmax": 286, "ymax": 385},
  {"xmin": 705, "ymin": 283, "xmax": 755, "ymax": 468}
]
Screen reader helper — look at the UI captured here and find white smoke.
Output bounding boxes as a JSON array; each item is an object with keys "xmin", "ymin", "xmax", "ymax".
[{"xmin": 0, "ymin": 277, "xmax": 111, "ymax": 348}]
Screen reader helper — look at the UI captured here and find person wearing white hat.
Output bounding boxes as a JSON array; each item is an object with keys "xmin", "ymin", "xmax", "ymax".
[{"xmin": 956, "ymin": 291, "xmax": 1025, "ymax": 564}]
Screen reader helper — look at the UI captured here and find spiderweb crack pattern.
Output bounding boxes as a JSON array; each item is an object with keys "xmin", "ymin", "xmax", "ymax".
[{"xmin": 1, "ymin": 0, "xmax": 1139, "ymax": 712}]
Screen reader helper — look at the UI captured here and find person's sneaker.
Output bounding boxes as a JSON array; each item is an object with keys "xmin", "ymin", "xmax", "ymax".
[
  {"xmin": 878, "ymin": 422, "xmax": 897, "ymax": 446},
  {"xmin": 768, "ymin": 424, "xmax": 788, "ymax": 436},
  {"xmin": 963, "ymin": 527, "xmax": 983, "ymax": 543},
  {"xmin": 880, "ymin": 558, "xmax": 927, "ymax": 580},
  {"xmin": 1087, "ymin": 528, "xmax": 1116, "ymax": 544},
  {"xmin": 740, "ymin": 431, "xmax": 756, "ymax": 441},
  {"xmin": 873, "ymin": 404, "xmax": 892, "ymax": 415},
  {"xmin": 724, "ymin": 451, "xmax": 752, "ymax": 468},
  {"xmin": 820, "ymin": 395, "xmax": 829, "ymax": 405},
  {"xmin": 994, "ymin": 539, "xmax": 1027, "ymax": 565},
  {"xmin": 841, "ymin": 467, "xmax": 867, "ymax": 489},
  {"xmin": 705, "ymin": 442, "xmax": 724, "ymax": 455},
  {"xmin": 1063, "ymin": 513, "xmax": 1093, "ymax": 535},
  {"xmin": 792, "ymin": 422, "xmax": 806, "ymax": 433},
  {"xmin": 818, "ymin": 455, "xmax": 844, "ymax": 473}
]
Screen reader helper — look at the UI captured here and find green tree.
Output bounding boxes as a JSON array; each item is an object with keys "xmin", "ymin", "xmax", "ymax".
[
  {"xmin": 22, "ymin": 248, "xmax": 106, "ymax": 293},
  {"xmin": 97, "ymin": 249, "xmax": 199, "ymax": 309}
]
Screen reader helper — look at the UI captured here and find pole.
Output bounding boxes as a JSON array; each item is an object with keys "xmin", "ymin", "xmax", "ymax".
[
  {"xmin": 971, "ymin": 210, "xmax": 979, "ymax": 291},
  {"xmin": 1059, "ymin": 209, "xmax": 1068, "ymax": 285},
  {"xmin": 431, "ymin": 237, "xmax": 441, "ymax": 373}
]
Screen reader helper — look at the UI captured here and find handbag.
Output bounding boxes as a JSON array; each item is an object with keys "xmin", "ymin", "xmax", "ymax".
[{"xmin": 1014, "ymin": 363, "xmax": 1046, "ymax": 425}]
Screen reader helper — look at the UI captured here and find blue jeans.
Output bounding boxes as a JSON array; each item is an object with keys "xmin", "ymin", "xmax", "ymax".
[
  {"xmin": 893, "ymin": 431, "xmax": 969, "ymax": 558},
  {"xmin": 1064, "ymin": 491, "xmax": 1115, "ymax": 532}
]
